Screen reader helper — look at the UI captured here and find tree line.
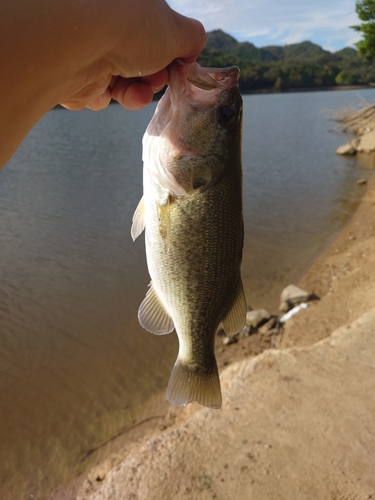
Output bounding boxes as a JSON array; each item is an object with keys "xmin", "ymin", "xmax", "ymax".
[{"xmin": 197, "ymin": 30, "xmax": 375, "ymax": 92}]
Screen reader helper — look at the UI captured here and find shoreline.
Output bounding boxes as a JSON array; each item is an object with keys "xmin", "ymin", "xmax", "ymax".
[
  {"xmin": 50, "ymin": 164, "xmax": 375, "ymax": 499},
  {"xmin": 242, "ymin": 84, "xmax": 373, "ymax": 95},
  {"xmin": 278, "ymin": 168, "xmax": 375, "ymax": 348}
]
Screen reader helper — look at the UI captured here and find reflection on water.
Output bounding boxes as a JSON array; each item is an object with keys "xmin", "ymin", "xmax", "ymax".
[{"xmin": 0, "ymin": 89, "xmax": 374, "ymax": 499}]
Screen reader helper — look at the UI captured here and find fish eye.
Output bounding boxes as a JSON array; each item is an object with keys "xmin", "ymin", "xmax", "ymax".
[{"xmin": 217, "ymin": 105, "xmax": 237, "ymax": 127}]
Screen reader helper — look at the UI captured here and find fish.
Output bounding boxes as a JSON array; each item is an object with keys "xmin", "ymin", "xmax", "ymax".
[{"xmin": 131, "ymin": 61, "xmax": 247, "ymax": 409}]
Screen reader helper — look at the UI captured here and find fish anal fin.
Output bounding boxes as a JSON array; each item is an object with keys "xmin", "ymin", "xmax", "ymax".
[
  {"xmin": 221, "ymin": 279, "xmax": 247, "ymax": 337},
  {"xmin": 131, "ymin": 196, "xmax": 145, "ymax": 241},
  {"xmin": 166, "ymin": 359, "xmax": 222, "ymax": 409},
  {"xmin": 138, "ymin": 283, "xmax": 174, "ymax": 335}
]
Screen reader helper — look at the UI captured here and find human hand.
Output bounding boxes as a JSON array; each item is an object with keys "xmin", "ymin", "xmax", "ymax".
[
  {"xmin": 0, "ymin": 0, "xmax": 205, "ymax": 167},
  {"xmin": 59, "ymin": 0, "xmax": 206, "ymax": 111}
]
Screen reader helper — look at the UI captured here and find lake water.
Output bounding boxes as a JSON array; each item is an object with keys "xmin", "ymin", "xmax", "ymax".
[{"xmin": 1, "ymin": 89, "xmax": 375, "ymax": 499}]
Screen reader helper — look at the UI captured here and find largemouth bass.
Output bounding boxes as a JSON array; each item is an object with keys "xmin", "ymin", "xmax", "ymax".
[{"xmin": 131, "ymin": 61, "xmax": 246, "ymax": 409}]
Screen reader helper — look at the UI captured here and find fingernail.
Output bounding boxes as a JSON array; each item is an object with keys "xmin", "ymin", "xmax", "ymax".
[{"xmin": 153, "ymin": 85, "xmax": 166, "ymax": 93}]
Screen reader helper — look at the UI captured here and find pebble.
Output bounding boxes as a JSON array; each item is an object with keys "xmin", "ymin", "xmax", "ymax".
[
  {"xmin": 223, "ymin": 335, "xmax": 238, "ymax": 346},
  {"xmin": 336, "ymin": 143, "xmax": 356, "ymax": 155},
  {"xmin": 239, "ymin": 324, "xmax": 251, "ymax": 338},
  {"xmin": 259, "ymin": 317, "xmax": 277, "ymax": 335},
  {"xmin": 280, "ymin": 284, "xmax": 311, "ymax": 311},
  {"xmin": 246, "ymin": 309, "xmax": 271, "ymax": 328}
]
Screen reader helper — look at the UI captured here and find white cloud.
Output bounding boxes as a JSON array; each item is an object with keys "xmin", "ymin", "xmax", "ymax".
[{"xmin": 168, "ymin": 0, "xmax": 362, "ymax": 51}]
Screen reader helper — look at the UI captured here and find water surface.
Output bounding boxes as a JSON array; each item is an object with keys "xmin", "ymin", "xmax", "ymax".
[{"xmin": 1, "ymin": 89, "xmax": 374, "ymax": 499}]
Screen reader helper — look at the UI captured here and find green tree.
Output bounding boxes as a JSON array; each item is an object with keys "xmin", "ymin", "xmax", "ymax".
[{"xmin": 353, "ymin": 0, "xmax": 375, "ymax": 59}]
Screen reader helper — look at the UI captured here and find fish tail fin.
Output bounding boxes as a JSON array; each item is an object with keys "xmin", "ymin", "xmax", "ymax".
[{"xmin": 166, "ymin": 359, "xmax": 222, "ymax": 409}]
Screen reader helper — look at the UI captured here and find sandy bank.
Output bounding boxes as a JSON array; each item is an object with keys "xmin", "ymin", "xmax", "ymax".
[
  {"xmin": 49, "ymin": 166, "xmax": 375, "ymax": 499},
  {"xmin": 79, "ymin": 312, "xmax": 375, "ymax": 500}
]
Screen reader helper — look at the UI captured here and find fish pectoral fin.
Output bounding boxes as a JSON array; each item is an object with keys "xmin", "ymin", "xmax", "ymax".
[
  {"xmin": 138, "ymin": 283, "xmax": 174, "ymax": 335},
  {"xmin": 221, "ymin": 279, "xmax": 247, "ymax": 337},
  {"xmin": 131, "ymin": 196, "xmax": 145, "ymax": 241},
  {"xmin": 156, "ymin": 195, "xmax": 171, "ymax": 251},
  {"xmin": 166, "ymin": 359, "xmax": 222, "ymax": 409}
]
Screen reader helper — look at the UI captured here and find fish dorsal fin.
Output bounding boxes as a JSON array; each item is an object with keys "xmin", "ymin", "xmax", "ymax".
[
  {"xmin": 138, "ymin": 283, "xmax": 174, "ymax": 335},
  {"xmin": 221, "ymin": 279, "xmax": 247, "ymax": 337},
  {"xmin": 131, "ymin": 196, "xmax": 145, "ymax": 241}
]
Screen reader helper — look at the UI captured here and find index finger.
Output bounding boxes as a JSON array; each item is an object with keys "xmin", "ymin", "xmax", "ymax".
[{"xmin": 171, "ymin": 12, "xmax": 206, "ymax": 63}]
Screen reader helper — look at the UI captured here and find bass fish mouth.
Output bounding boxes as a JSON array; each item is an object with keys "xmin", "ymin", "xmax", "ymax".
[
  {"xmin": 167, "ymin": 61, "xmax": 240, "ymax": 103},
  {"xmin": 186, "ymin": 65, "xmax": 240, "ymax": 90}
]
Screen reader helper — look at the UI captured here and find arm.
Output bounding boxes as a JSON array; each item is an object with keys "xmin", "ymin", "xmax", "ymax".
[{"xmin": 0, "ymin": 0, "xmax": 205, "ymax": 167}]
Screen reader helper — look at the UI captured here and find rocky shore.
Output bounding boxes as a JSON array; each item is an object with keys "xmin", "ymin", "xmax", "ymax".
[
  {"xmin": 51, "ymin": 109, "xmax": 375, "ymax": 500},
  {"xmin": 336, "ymin": 102, "xmax": 375, "ymax": 155}
]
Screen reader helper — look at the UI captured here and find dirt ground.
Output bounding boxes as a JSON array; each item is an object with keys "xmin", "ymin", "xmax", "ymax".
[{"xmin": 51, "ymin": 174, "xmax": 375, "ymax": 500}]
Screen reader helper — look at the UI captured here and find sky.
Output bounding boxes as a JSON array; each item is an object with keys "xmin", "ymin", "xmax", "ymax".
[{"xmin": 169, "ymin": 0, "xmax": 362, "ymax": 53}]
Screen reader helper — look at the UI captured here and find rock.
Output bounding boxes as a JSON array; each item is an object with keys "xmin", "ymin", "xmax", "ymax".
[
  {"xmin": 279, "ymin": 301, "xmax": 290, "ymax": 313},
  {"xmin": 246, "ymin": 309, "xmax": 271, "ymax": 328},
  {"xmin": 336, "ymin": 143, "xmax": 356, "ymax": 155},
  {"xmin": 350, "ymin": 137, "xmax": 360, "ymax": 148},
  {"xmin": 336, "ymin": 137, "xmax": 359, "ymax": 155},
  {"xmin": 239, "ymin": 325, "xmax": 251, "ymax": 338},
  {"xmin": 280, "ymin": 284, "xmax": 311, "ymax": 312},
  {"xmin": 223, "ymin": 335, "xmax": 239, "ymax": 346},
  {"xmin": 357, "ymin": 178, "xmax": 367, "ymax": 185},
  {"xmin": 258, "ymin": 317, "xmax": 277, "ymax": 335},
  {"xmin": 357, "ymin": 130, "xmax": 375, "ymax": 153}
]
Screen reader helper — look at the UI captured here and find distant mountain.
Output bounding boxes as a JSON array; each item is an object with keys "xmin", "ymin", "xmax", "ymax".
[
  {"xmin": 280, "ymin": 41, "xmax": 330, "ymax": 59},
  {"xmin": 260, "ymin": 41, "xmax": 330, "ymax": 61},
  {"xmin": 259, "ymin": 46, "xmax": 285, "ymax": 62},
  {"xmin": 335, "ymin": 47, "xmax": 358, "ymax": 59},
  {"xmin": 203, "ymin": 30, "xmax": 337, "ymax": 62},
  {"xmin": 205, "ymin": 30, "xmax": 262, "ymax": 63},
  {"xmin": 205, "ymin": 30, "xmax": 239, "ymax": 52}
]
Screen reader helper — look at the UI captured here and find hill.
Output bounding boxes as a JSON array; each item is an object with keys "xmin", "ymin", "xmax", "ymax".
[{"xmin": 198, "ymin": 29, "xmax": 375, "ymax": 92}]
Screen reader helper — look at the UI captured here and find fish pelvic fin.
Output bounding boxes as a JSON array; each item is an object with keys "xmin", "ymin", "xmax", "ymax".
[
  {"xmin": 166, "ymin": 359, "xmax": 222, "ymax": 409},
  {"xmin": 138, "ymin": 282, "xmax": 174, "ymax": 335},
  {"xmin": 131, "ymin": 196, "xmax": 145, "ymax": 241},
  {"xmin": 221, "ymin": 279, "xmax": 247, "ymax": 337}
]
